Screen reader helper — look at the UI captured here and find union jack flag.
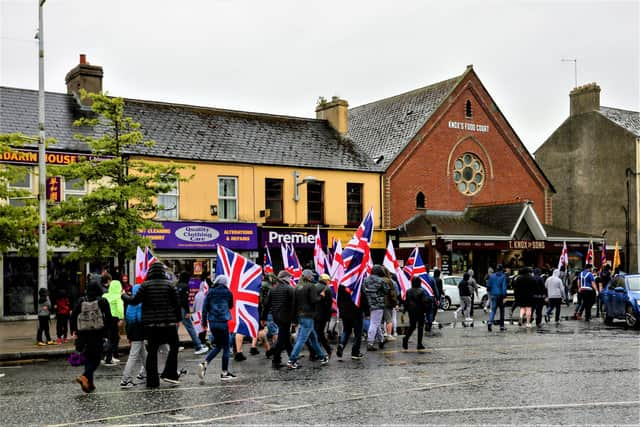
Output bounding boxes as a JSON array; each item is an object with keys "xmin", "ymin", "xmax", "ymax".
[
  {"xmin": 339, "ymin": 207, "xmax": 374, "ymax": 306},
  {"xmin": 135, "ymin": 246, "xmax": 158, "ymax": 284},
  {"xmin": 263, "ymin": 245, "xmax": 274, "ymax": 275},
  {"xmin": 216, "ymin": 245, "xmax": 262, "ymax": 338},
  {"xmin": 281, "ymin": 243, "xmax": 302, "ymax": 285},
  {"xmin": 327, "ymin": 237, "xmax": 339, "ymax": 267},
  {"xmin": 403, "ymin": 247, "xmax": 436, "ymax": 298},
  {"xmin": 328, "ymin": 239, "xmax": 344, "ymax": 309},
  {"xmin": 383, "ymin": 239, "xmax": 411, "ymax": 299}
]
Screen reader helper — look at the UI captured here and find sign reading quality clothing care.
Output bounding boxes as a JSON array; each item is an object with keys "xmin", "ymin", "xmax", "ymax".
[{"xmin": 140, "ymin": 221, "xmax": 257, "ymax": 250}]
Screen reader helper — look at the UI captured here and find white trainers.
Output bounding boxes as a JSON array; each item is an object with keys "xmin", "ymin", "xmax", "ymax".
[
  {"xmin": 197, "ymin": 362, "xmax": 207, "ymax": 379},
  {"xmin": 194, "ymin": 347, "xmax": 208, "ymax": 355}
]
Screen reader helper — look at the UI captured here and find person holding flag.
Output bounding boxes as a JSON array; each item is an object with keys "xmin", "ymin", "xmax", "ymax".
[
  {"xmin": 261, "ymin": 270, "xmax": 296, "ymax": 369},
  {"xmin": 363, "ymin": 265, "xmax": 391, "ymax": 352},
  {"xmin": 336, "ymin": 275, "xmax": 370, "ymax": 360},
  {"xmin": 198, "ymin": 275, "xmax": 237, "ymax": 381}
]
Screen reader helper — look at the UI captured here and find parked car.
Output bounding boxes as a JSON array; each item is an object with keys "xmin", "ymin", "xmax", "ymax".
[
  {"xmin": 441, "ymin": 275, "xmax": 488, "ymax": 310},
  {"xmin": 600, "ymin": 274, "xmax": 640, "ymax": 328}
]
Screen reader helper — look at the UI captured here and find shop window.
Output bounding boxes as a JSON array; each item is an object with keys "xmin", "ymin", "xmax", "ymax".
[
  {"xmin": 416, "ymin": 192, "xmax": 425, "ymax": 209},
  {"xmin": 307, "ymin": 181, "xmax": 324, "ymax": 225},
  {"xmin": 218, "ymin": 176, "xmax": 238, "ymax": 221},
  {"xmin": 8, "ymin": 169, "xmax": 32, "ymax": 207},
  {"xmin": 157, "ymin": 178, "xmax": 179, "ymax": 220},
  {"xmin": 64, "ymin": 177, "xmax": 87, "ymax": 200},
  {"xmin": 347, "ymin": 183, "xmax": 363, "ymax": 226},
  {"xmin": 465, "ymin": 100, "xmax": 473, "ymax": 118},
  {"xmin": 265, "ymin": 178, "xmax": 283, "ymax": 224},
  {"xmin": 453, "ymin": 153, "xmax": 485, "ymax": 196}
]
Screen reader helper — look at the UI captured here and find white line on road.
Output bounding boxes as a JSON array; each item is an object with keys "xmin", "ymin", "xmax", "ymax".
[
  {"xmin": 94, "ymin": 379, "xmax": 486, "ymax": 427},
  {"xmin": 46, "ymin": 384, "xmax": 350, "ymax": 427},
  {"xmin": 412, "ymin": 400, "xmax": 640, "ymax": 415}
]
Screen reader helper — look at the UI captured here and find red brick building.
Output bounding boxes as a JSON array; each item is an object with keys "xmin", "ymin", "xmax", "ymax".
[{"xmin": 319, "ymin": 65, "xmax": 594, "ymax": 279}]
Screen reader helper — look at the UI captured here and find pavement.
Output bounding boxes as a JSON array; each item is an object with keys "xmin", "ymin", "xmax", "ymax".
[{"xmin": 0, "ymin": 319, "xmax": 195, "ymax": 362}]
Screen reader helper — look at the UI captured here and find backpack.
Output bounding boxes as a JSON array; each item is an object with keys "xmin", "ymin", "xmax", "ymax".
[{"xmin": 76, "ymin": 299, "xmax": 104, "ymax": 331}]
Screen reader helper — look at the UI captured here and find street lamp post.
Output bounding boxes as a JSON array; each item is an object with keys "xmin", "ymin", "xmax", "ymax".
[{"xmin": 37, "ymin": 0, "xmax": 47, "ymax": 292}]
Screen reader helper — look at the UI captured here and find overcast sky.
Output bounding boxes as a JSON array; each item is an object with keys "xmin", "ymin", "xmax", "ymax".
[{"xmin": 1, "ymin": 0, "xmax": 638, "ymax": 153}]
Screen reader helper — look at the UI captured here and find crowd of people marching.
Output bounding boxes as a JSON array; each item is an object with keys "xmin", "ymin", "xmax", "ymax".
[{"xmin": 57, "ymin": 258, "xmax": 618, "ymax": 393}]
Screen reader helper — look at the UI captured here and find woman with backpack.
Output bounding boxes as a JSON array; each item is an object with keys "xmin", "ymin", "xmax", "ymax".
[{"xmin": 71, "ymin": 279, "xmax": 112, "ymax": 393}]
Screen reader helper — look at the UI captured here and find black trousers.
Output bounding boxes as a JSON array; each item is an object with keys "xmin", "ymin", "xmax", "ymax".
[
  {"xmin": 533, "ymin": 300, "xmax": 544, "ymax": 326},
  {"xmin": 272, "ymin": 320, "xmax": 292, "ymax": 365},
  {"xmin": 314, "ymin": 319, "xmax": 332, "ymax": 356},
  {"xmin": 581, "ymin": 291, "xmax": 596, "ymax": 320},
  {"xmin": 36, "ymin": 315, "xmax": 51, "ymax": 342},
  {"xmin": 340, "ymin": 315, "xmax": 363, "ymax": 356},
  {"xmin": 56, "ymin": 314, "xmax": 69, "ymax": 339},
  {"xmin": 104, "ymin": 318, "xmax": 120, "ymax": 361},
  {"xmin": 145, "ymin": 326, "xmax": 179, "ymax": 387},
  {"xmin": 405, "ymin": 312, "xmax": 425, "ymax": 347}
]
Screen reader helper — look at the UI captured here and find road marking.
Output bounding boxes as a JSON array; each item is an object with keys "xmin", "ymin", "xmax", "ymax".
[
  {"xmin": 92, "ymin": 379, "xmax": 486, "ymax": 427},
  {"xmin": 94, "ymin": 384, "xmax": 249, "ymax": 395},
  {"xmin": 46, "ymin": 384, "xmax": 350, "ymax": 427},
  {"xmin": 412, "ymin": 400, "xmax": 640, "ymax": 415}
]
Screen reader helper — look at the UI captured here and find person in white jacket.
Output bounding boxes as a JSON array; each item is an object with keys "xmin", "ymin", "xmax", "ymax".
[{"xmin": 545, "ymin": 269, "xmax": 565, "ymax": 323}]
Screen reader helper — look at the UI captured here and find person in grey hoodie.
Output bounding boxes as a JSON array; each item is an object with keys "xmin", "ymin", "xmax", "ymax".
[
  {"xmin": 364, "ymin": 265, "xmax": 390, "ymax": 351},
  {"xmin": 544, "ymin": 269, "xmax": 565, "ymax": 323}
]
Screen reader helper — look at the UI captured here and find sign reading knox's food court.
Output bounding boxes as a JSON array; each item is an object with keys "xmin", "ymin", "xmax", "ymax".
[{"xmin": 140, "ymin": 221, "xmax": 258, "ymax": 250}]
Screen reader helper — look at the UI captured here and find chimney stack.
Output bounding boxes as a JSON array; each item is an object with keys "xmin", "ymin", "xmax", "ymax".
[
  {"xmin": 65, "ymin": 54, "xmax": 103, "ymax": 106},
  {"xmin": 316, "ymin": 96, "xmax": 349, "ymax": 134},
  {"xmin": 569, "ymin": 82, "xmax": 600, "ymax": 116}
]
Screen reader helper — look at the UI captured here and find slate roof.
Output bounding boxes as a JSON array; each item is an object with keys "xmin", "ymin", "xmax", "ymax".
[
  {"xmin": 0, "ymin": 87, "xmax": 380, "ymax": 172},
  {"xmin": 348, "ymin": 74, "xmax": 463, "ymax": 170},
  {"xmin": 399, "ymin": 202, "xmax": 594, "ymax": 240},
  {"xmin": 598, "ymin": 106, "xmax": 640, "ymax": 137}
]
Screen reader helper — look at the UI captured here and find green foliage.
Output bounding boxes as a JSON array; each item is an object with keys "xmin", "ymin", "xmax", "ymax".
[
  {"xmin": 48, "ymin": 91, "xmax": 193, "ymax": 263},
  {"xmin": 0, "ymin": 134, "xmax": 40, "ymax": 255}
]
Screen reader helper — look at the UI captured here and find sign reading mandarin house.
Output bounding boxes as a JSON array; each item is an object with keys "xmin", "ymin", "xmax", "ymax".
[
  {"xmin": 0, "ymin": 148, "xmax": 111, "ymax": 165},
  {"xmin": 140, "ymin": 221, "xmax": 258, "ymax": 251}
]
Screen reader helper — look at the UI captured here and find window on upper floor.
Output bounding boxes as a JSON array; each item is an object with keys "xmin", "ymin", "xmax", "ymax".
[
  {"xmin": 307, "ymin": 181, "xmax": 324, "ymax": 225},
  {"xmin": 347, "ymin": 183, "xmax": 363, "ymax": 226},
  {"xmin": 465, "ymin": 99, "xmax": 473, "ymax": 118},
  {"xmin": 64, "ymin": 177, "xmax": 87, "ymax": 200},
  {"xmin": 218, "ymin": 176, "xmax": 238, "ymax": 221},
  {"xmin": 156, "ymin": 178, "xmax": 179, "ymax": 220},
  {"xmin": 416, "ymin": 192, "xmax": 425, "ymax": 209},
  {"xmin": 265, "ymin": 178, "xmax": 283, "ymax": 224},
  {"xmin": 8, "ymin": 170, "xmax": 32, "ymax": 207}
]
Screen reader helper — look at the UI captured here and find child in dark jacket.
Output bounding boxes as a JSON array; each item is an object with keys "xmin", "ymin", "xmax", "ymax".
[
  {"xmin": 71, "ymin": 280, "xmax": 112, "ymax": 393},
  {"xmin": 37, "ymin": 288, "xmax": 53, "ymax": 345}
]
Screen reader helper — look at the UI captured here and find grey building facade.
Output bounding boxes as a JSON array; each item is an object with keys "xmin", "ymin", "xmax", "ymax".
[{"xmin": 535, "ymin": 83, "xmax": 640, "ymax": 272}]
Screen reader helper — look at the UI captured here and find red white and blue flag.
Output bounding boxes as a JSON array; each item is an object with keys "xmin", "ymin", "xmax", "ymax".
[
  {"xmin": 215, "ymin": 245, "xmax": 262, "ymax": 338},
  {"xmin": 339, "ymin": 207, "xmax": 374, "ymax": 307},
  {"xmin": 135, "ymin": 246, "xmax": 158, "ymax": 284},
  {"xmin": 585, "ymin": 240, "xmax": 594, "ymax": 266},
  {"xmin": 328, "ymin": 239, "xmax": 344, "ymax": 309},
  {"xmin": 263, "ymin": 245, "xmax": 274, "ymax": 275},
  {"xmin": 599, "ymin": 240, "xmax": 607, "ymax": 270},
  {"xmin": 557, "ymin": 241, "xmax": 569, "ymax": 271},
  {"xmin": 383, "ymin": 239, "xmax": 411, "ymax": 299},
  {"xmin": 281, "ymin": 243, "xmax": 302, "ymax": 286},
  {"xmin": 403, "ymin": 247, "xmax": 436, "ymax": 297},
  {"xmin": 313, "ymin": 225, "xmax": 329, "ymax": 275}
]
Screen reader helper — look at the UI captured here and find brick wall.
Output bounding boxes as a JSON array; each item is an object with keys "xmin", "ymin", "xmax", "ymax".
[{"xmin": 386, "ymin": 72, "xmax": 550, "ymax": 228}]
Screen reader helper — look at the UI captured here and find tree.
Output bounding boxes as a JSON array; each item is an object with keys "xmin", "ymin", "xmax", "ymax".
[
  {"xmin": 48, "ymin": 91, "xmax": 192, "ymax": 271},
  {"xmin": 0, "ymin": 134, "xmax": 41, "ymax": 255}
]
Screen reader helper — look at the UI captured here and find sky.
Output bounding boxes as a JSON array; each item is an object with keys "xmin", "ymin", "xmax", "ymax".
[{"xmin": 1, "ymin": 0, "xmax": 638, "ymax": 154}]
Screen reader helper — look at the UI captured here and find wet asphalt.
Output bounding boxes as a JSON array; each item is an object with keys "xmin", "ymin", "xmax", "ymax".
[{"xmin": 1, "ymin": 307, "xmax": 639, "ymax": 426}]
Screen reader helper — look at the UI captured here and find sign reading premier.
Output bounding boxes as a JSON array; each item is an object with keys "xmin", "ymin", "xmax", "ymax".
[{"xmin": 261, "ymin": 228, "xmax": 327, "ymax": 248}]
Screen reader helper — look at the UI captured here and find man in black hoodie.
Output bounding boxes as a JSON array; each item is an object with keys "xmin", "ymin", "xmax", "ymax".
[
  {"xmin": 261, "ymin": 270, "xmax": 296, "ymax": 369},
  {"xmin": 337, "ymin": 279, "xmax": 370, "ymax": 360},
  {"xmin": 122, "ymin": 262, "xmax": 181, "ymax": 388}
]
